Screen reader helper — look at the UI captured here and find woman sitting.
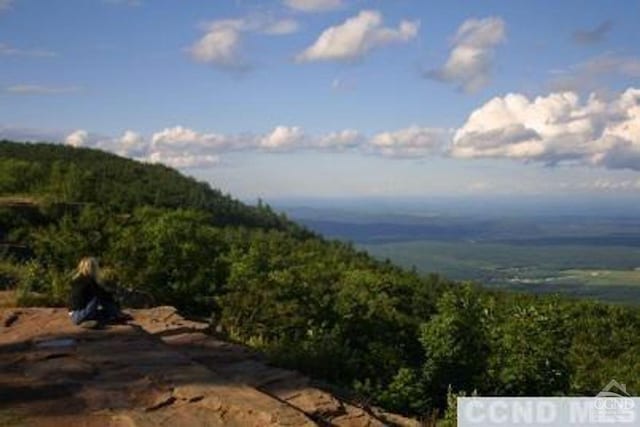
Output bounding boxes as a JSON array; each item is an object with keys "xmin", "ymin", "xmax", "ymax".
[{"xmin": 68, "ymin": 257, "xmax": 130, "ymax": 327}]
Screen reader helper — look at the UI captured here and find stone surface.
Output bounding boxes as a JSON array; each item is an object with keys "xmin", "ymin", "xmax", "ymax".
[
  {"xmin": 1, "ymin": 310, "xmax": 19, "ymax": 327},
  {"xmin": 0, "ymin": 307, "xmax": 419, "ymax": 427}
]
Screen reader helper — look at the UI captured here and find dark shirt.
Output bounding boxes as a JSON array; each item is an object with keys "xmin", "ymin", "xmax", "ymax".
[{"xmin": 69, "ymin": 274, "xmax": 114, "ymax": 310}]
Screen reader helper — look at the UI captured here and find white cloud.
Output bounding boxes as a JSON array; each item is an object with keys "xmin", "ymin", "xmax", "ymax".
[
  {"xmin": 77, "ymin": 130, "xmax": 146, "ymax": 156},
  {"xmin": 369, "ymin": 126, "xmax": 449, "ymax": 158},
  {"xmin": 284, "ymin": 0, "xmax": 342, "ymax": 13},
  {"xmin": 150, "ymin": 125, "xmax": 362, "ymax": 153},
  {"xmin": 65, "ymin": 130, "xmax": 89, "ymax": 147},
  {"xmin": 143, "ymin": 125, "xmax": 307, "ymax": 167},
  {"xmin": 115, "ymin": 130, "xmax": 146, "ymax": 156},
  {"xmin": 63, "ymin": 129, "xmax": 147, "ymax": 158},
  {"xmin": 148, "ymin": 125, "xmax": 361, "ymax": 154},
  {"xmin": 63, "ymin": 126, "xmax": 226, "ymax": 169},
  {"xmin": 452, "ymin": 88, "xmax": 640, "ymax": 171},
  {"xmin": 188, "ymin": 16, "xmax": 299, "ymax": 69},
  {"xmin": 13, "ymin": 87, "xmax": 640, "ymax": 173},
  {"xmin": 119, "ymin": 130, "xmax": 143, "ymax": 146},
  {"xmin": 427, "ymin": 17, "xmax": 505, "ymax": 93},
  {"xmin": 7, "ymin": 85, "xmax": 640, "ymax": 176},
  {"xmin": 189, "ymin": 20, "xmax": 246, "ymax": 68},
  {"xmin": 315, "ymin": 129, "xmax": 363, "ymax": 150},
  {"xmin": 147, "ymin": 152, "xmax": 220, "ymax": 169},
  {"xmin": 152, "ymin": 126, "xmax": 231, "ymax": 149},
  {"xmin": 149, "ymin": 126, "xmax": 248, "ymax": 165},
  {"xmin": 147, "ymin": 125, "xmax": 306, "ymax": 168},
  {"xmin": 260, "ymin": 126, "xmax": 304, "ymax": 149},
  {"xmin": 0, "ymin": 43, "xmax": 57, "ymax": 57},
  {"xmin": 296, "ymin": 10, "xmax": 419, "ymax": 62},
  {"xmin": 6, "ymin": 85, "xmax": 80, "ymax": 95}
]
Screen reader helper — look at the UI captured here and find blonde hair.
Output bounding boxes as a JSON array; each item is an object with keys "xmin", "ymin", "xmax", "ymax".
[{"xmin": 74, "ymin": 257, "xmax": 100, "ymax": 280}]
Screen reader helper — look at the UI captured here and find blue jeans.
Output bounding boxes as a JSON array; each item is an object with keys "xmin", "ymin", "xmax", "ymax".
[{"xmin": 70, "ymin": 297, "xmax": 120, "ymax": 325}]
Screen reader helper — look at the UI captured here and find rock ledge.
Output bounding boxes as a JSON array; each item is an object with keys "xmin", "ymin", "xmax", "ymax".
[{"xmin": 0, "ymin": 307, "xmax": 418, "ymax": 427}]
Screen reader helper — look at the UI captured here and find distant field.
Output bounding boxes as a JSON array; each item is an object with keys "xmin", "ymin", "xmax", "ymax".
[
  {"xmin": 285, "ymin": 208, "xmax": 640, "ymax": 305},
  {"xmin": 558, "ymin": 269, "xmax": 640, "ymax": 286},
  {"xmin": 359, "ymin": 240, "xmax": 640, "ymax": 304}
]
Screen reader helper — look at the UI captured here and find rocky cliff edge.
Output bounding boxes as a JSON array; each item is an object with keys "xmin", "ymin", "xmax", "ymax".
[{"xmin": 0, "ymin": 306, "xmax": 420, "ymax": 427}]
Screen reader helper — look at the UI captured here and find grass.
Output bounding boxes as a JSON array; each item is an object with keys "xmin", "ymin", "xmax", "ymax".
[{"xmin": 558, "ymin": 269, "xmax": 640, "ymax": 286}]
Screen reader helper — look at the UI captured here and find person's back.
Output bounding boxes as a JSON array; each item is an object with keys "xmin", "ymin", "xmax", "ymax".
[
  {"xmin": 69, "ymin": 273, "xmax": 98, "ymax": 312},
  {"xmin": 68, "ymin": 257, "xmax": 129, "ymax": 327}
]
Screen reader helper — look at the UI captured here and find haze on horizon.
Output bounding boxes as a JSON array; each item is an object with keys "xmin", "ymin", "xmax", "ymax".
[{"xmin": 1, "ymin": 0, "xmax": 639, "ymax": 200}]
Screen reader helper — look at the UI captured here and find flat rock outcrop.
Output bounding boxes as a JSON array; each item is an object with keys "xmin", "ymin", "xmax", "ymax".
[{"xmin": 0, "ymin": 307, "xmax": 419, "ymax": 427}]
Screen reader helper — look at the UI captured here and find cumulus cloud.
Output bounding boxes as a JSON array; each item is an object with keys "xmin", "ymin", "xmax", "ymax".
[
  {"xmin": 6, "ymin": 85, "xmax": 80, "ymax": 95},
  {"xmin": 260, "ymin": 126, "xmax": 305, "ymax": 149},
  {"xmin": 8, "ymin": 123, "xmax": 311, "ymax": 162},
  {"xmin": 63, "ymin": 129, "xmax": 126, "ymax": 153},
  {"xmin": 60, "ymin": 126, "xmax": 225, "ymax": 169},
  {"xmin": 151, "ymin": 126, "xmax": 232, "ymax": 150},
  {"xmin": 146, "ymin": 125, "xmax": 309, "ymax": 167},
  {"xmin": 572, "ymin": 20, "xmax": 613, "ymax": 45},
  {"xmin": 150, "ymin": 125, "xmax": 330, "ymax": 155},
  {"xmin": 314, "ymin": 129, "xmax": 363, "ymax": 150},
  {"xmin": 115, "ymin": 130, "xmax": 146, "ymax": 157},
  {"xmin": 427, "ymin": 17, "xmax": 505, "ymax": 93},
  {"xmin": 147, "ymin": 125, "xmax": 366, "ymax": 157},
  {"xmin": 284, "ymin": 0, "xmax": 342, "ymax": 13},
  {"xmin": 132, "ymin": 125, "xmax": 364, "ymax": 156},
  {"xmin": 143, "ymin": 128, "xmax": 217, "ymax": 168},
  {"xmin": 368, "ymin": 126, "xmax": 449, "ymax": 158},
  {"xmin": 189, "ymin": 20, "xmax": 247, "ymax": 68},
  {"xmin": 12, "ymin": 87, "xmax": 640, "ymax": 173},
  {"xmin": 452, "ymin": 88, "xmax": 640, "ymax": 171},
  {"xmin": 148, "ymin": 126, "xmax": 254, "ymax": 166},
  {"xmin": 65, "ymin": 130, "xmax": 89, "ymax": 147},
  {"xmin": 0, "ymin": 43, "xmax": 57, "ymax": 57},
  {"xmin": 188, "ymin": 16, "xmax": 299, "ymax": 69},
  {"xmin": 147, "ymin": 152, "xmax": 220, "ymax": 169},
  {"xmin": 550, "ymin": 53, "xmax": 640, "ymax": 93},
  {"xmin": 296, "ymin": 10, "xmax": 419, "ymax": 62}
]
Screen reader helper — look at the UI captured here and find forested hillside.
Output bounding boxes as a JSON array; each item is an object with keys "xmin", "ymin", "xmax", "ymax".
[
  {"xmin": 0, "ymin": 140, "xmax": 308, "ymax": 234},
  {"xmin": 2, "ymin": 140, "xmax": 640, "ymax": 419}
]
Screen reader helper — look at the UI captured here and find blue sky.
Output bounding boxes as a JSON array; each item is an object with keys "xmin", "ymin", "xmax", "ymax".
[{"xmin": 1, "ymin": 0, "xmax": 639, "ymax": 199}]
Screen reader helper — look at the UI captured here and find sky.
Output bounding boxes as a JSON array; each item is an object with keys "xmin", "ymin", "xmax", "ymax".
[{"xmin": 1, "ymin": 0, "xmax": 640, "ymax": 200}]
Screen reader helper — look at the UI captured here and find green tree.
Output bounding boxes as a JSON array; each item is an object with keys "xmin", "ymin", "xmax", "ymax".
[
  {"xmin": 487, "ymin": 300, "xmax": 572, "ymax": 396},
  {"xmin": 108, "ymin": 208, "xmax": 226, "ymax": 312},
  {"xmin": 419, "ymin": 284, "xmax": 489, "ymax": 406}
]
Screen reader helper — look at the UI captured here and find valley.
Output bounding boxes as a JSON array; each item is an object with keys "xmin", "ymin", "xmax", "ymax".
[{"xmin": 280, "ymin": 201, "xmax": 640, "ymax": 304}]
